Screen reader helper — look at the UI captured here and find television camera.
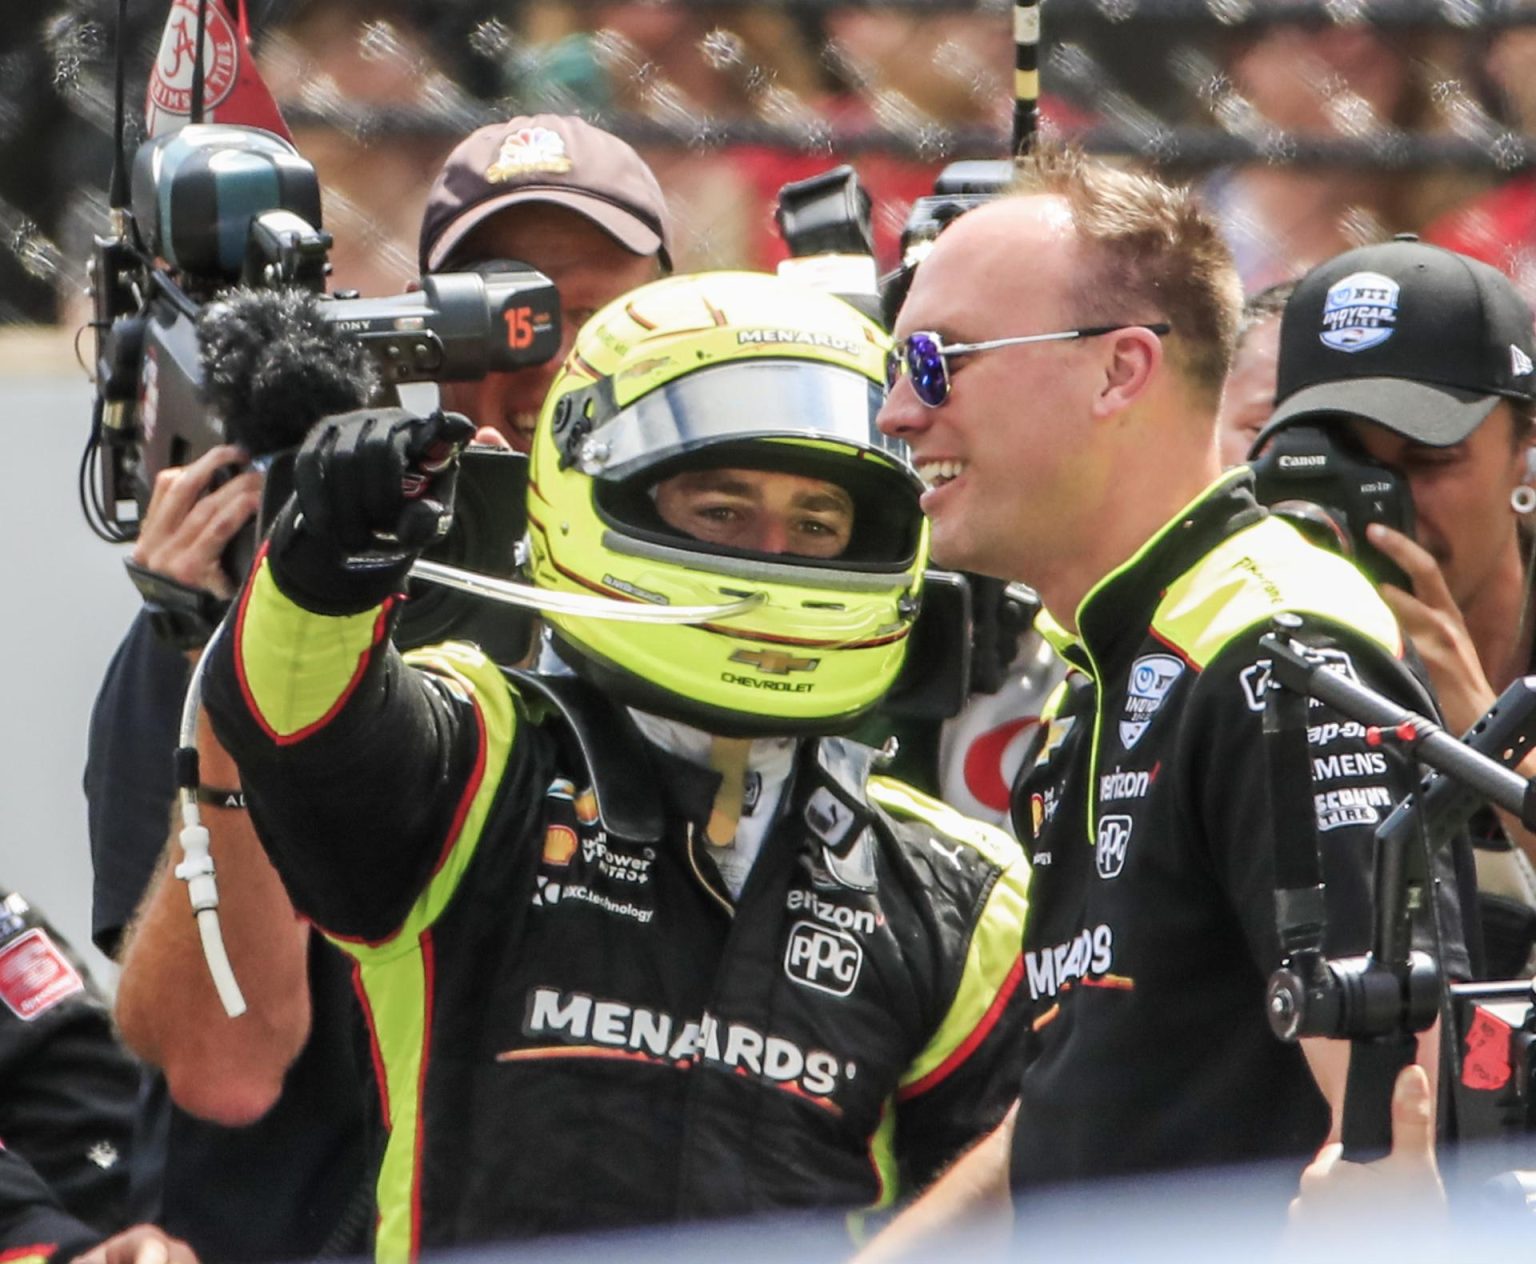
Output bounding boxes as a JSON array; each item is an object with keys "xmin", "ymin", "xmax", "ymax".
[{"xmin": 85, "ymin": 122, "xmax": 553, "ymax": 660}]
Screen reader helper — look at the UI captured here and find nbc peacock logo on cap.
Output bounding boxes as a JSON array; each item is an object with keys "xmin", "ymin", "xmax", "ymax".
[
  {"xmin": 487, "ymin": 126, "xmax": 573, "ymax": 183},
  {"xmin": 1319, "ymin": 272, "xmax": 1400, "ymax": 354}
]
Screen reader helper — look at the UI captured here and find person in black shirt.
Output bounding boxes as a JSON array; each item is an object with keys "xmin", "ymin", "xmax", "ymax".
[
  {"xmin": 1260, "ymin": 237, "xmax": 1536, "ymax": 978},
  {"xmin": 869, "ymin": 147, "xmax": 1469, "ymax": 1249}
]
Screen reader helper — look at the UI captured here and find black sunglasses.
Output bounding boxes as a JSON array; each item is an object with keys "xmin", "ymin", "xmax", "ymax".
[{"xmin": 885, "ymin": 323, "xmax": 1173, "ymax": 408}]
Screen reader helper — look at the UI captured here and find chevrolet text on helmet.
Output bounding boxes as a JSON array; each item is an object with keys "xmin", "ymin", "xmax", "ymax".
[{"xmin": 526, "ymin": 270, "xmax": 930, "ymax": 737}]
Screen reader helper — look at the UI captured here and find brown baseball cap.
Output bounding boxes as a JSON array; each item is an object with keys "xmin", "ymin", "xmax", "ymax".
[{"xmin": 419, "ymin": 114, "xmax": 673, "ymax": 274}]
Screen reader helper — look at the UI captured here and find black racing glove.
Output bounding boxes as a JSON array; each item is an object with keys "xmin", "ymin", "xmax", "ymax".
[{"xmin": 266, "ymin": 407, "xmax": 475, "ymax": 615}]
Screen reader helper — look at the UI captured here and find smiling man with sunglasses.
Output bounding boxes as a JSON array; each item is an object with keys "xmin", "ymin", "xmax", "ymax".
[{"xmin": 869, "ymin": 148, "xmax": 1470, "ymax": 1250}]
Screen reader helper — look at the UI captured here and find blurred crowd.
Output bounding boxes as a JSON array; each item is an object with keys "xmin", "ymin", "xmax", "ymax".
[
  {"xmin": 8, "ymin": 4, "xmax": 1536, "ymax": 1263},
  {"xmin": 6, "ymin": 0, "xmax": 1536, "ymax": 327}
]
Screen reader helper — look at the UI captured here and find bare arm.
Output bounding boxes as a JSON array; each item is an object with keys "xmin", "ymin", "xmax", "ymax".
[
  {"xmin": 853, "ymin": 1105, "xmax": 1016, "ymax": 1264},
  {"xmin": 1368, "ymin": 523, "xmax": 1536, "ymax": 867},
  {"xmin": 1287, "ymin": 1064, "xmax": 1446, "ymax": 1244},
  {"xmin": 113, "ymin": 718, "xmax": 312, "ymax": 1127}
]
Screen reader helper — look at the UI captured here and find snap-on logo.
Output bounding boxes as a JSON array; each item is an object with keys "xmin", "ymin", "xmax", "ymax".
[{"xmin": 784, "ymin": 921, "xmax": 864, "ymax": 996}]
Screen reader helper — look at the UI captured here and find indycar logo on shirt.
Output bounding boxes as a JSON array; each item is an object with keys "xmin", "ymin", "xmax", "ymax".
[
  {"xmin": 1095, "ymin": 814, "xmax": 1133, "ymax": 879},
  {"xmin": 1120, "ymin": 655, "xmax": 1183, "ymax": 749}
]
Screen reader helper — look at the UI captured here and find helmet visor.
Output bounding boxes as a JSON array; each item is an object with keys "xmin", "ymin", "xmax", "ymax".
[{"xmin": 574, "ymin": 360, "xmax": 908, "ymax": 484}]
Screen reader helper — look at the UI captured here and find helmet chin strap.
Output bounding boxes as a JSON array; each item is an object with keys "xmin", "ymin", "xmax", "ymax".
[
  {"xmin": 704, "ymin": 737, "xmax": 752, "ymax": 848},
  {"xmin": 410, "ymin": 558, "xmax": 766, "ymax": 625}
]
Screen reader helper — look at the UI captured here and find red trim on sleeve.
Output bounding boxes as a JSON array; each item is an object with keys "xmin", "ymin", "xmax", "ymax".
[
  {"xmin": 897, "ymin": 953, "xmax": 1025, "ymax": 1102},
  {"xmin": 410, "ymin": 931, "xmax": 436, "ymax": 1264},
  {"xmin": 232, "ymin": 541, "xmax": 275, "ymax": 740},
  {"xmin": 233, "ymin": 542, "xmax": 399, "ymax": 746},
  {"xmin": 323, "ymin": 690, "xmax": 491, "ymax": 952},
  {"xmin": 0, "ymin": 1245, "xmax": 56, "ymax": 1262},
  {"xmin": 274, "ymin": 598, "xmax": 397, "ymax": 748},
  {"xmin": 1144, "ymin": 625, "xmax": 1198, "ymax": 670},
  {"xmin": 350, "ymin": 963, "xmax": 391, "ymax": 1127}
]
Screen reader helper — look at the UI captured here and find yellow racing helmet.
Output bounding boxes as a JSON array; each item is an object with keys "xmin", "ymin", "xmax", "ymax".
[{"xmin": 526, "ymin": 270, "xmax": 929, "ymax": 737}]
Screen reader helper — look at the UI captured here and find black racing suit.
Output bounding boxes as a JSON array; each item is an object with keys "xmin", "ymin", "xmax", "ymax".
[
  {"xmin": 204, "ymin": 550, "xmax": 1031, "ymax": 1261},
  {"xmin": 0, "ymin": 891, "xmax": 137, "ymax": 1261},
  {"xmin": 0, "ymin": 1146, "xmax": 106, "ymax": 1264},
  {"xmin": 1009, "ymin": 472, "xmax": 1470, "ymax": 1188}
]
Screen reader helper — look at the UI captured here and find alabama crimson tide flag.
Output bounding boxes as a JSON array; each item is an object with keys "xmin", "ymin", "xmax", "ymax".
[{"xmin": 145, "ymin": 0, "xmax": 292, "ymax": 141}]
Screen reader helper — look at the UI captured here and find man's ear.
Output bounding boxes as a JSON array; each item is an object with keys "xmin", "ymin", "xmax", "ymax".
[{"xmin": 1092, "ymin": 326, "xmax": 1163, "ymax": 420}]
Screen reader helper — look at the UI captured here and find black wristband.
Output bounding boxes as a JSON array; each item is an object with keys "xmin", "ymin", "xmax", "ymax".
[
  {"xmin": 196, "ymin": 786, "xmax": 247, "ymax": 809},
  {"xmin": 125, "ymin": 559, "xmax": 231, "ymax": 651}
]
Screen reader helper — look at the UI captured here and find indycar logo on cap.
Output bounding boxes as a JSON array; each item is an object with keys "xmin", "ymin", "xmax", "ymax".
[
  {"xmin": 1320, "ymin": 271, "xmax": 1399, "ymax": 353},
  {"xmin": 729, "ymin": 649, "xmax": 820, "ymax": 675}
]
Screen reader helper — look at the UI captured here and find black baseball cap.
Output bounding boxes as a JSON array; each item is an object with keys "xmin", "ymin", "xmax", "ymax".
[{"xmin": 1262, "ymin": 237, "xmax": 1536, "ymax": 446}]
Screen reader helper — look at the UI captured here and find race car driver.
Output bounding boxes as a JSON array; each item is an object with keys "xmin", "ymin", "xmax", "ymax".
[{"xmin": 200, "ymin": 270, "xmax": 1030, "ymax": 1259}]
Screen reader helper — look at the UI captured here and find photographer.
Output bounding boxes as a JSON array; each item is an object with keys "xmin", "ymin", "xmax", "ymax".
[
  {"xmin": 90, "ymin": 115, "xmax": 671, "ymax": 1261},
  {"xmin": 199, "ymin": 270, "xmax": 1029, "ymax": 1256},
  {"xmin": 1258, "ymin": 237, "xmax": 1536, "ymax": 978},
  {"xmin": 871, "ymin": 148, "xmax": 1469, "ymax": 1244}
]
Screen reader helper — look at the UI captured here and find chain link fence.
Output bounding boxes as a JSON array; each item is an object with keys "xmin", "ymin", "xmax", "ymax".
[{"xmin": 4, "ymin": 0, "xmax": 1536, "ymax": 328}]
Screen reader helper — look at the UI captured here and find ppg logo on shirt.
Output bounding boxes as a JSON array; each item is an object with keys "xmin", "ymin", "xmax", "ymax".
[
  {"xmin": 1096, "ymin": 814, "xmax": 1134, "ymax": 879},
  {"xmin": 784, "ymin": 921, "xmax": 864, "ymax": 996}
]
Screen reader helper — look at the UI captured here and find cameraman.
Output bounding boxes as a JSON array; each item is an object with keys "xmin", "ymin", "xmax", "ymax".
[
  {"xmin": 1258, "ymin": 237, "xmax": 1536, "ymax": 978},
  {"xmin": 89, "ymin": 115, "xmax": 672, "ymax": 1261},
  {"xmin": 198, "ymin": 271, "xmax": 1029, "ymax": 1255}
]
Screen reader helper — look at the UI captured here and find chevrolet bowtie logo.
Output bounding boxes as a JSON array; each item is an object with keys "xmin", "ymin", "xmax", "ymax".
[{"xmin": 729, "ymin": 649, "xmax": 820, "ymax": 675}]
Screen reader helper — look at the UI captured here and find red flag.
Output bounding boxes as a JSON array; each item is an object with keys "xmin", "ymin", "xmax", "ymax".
[{"xmin": 145, "ymin": 0, "xmax": 292, "ymax": 142}]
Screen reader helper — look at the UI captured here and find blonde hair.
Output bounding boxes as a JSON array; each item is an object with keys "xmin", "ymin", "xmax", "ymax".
[{"xmin": 1005, "ymin": 147, "xmax": 1242, "ymax": 409}]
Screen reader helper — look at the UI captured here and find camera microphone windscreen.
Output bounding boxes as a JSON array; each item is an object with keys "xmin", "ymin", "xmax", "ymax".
[{"xmin": 198, "ymin": 287, "xmax": 378, "ymax": 457}]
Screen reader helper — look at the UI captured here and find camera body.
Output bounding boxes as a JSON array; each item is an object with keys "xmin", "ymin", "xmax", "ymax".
[
  {"xmin": 1248, "ymin": 423, "xmax": 1417, "ymax": 591},
  {"xmin": 88, "ymin": 123, "xmax": 552, "ymax": 659},
  {"xmin": 94, "ymin": 125, "xmax": 559, "ymax": 531}
]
